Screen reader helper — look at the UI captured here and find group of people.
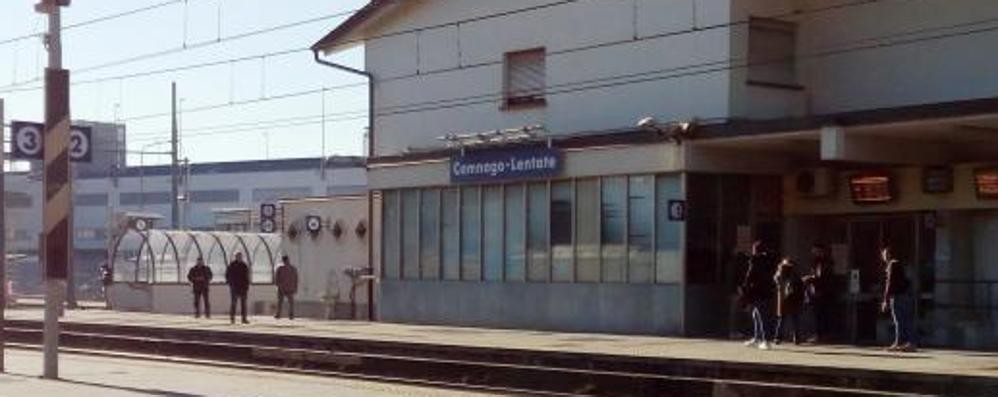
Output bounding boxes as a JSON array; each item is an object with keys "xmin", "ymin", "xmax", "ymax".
[
  {"xmin": 739, "ymin": 241, "xmax": 917, "ymax": 352},
  {"xmin": 186, "ymin": 253, "xmax": 299, "ymax": 324}
]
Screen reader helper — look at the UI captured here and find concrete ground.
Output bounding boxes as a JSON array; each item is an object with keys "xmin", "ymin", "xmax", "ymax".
[
  {"xmin": 0, "ymin": 348, "xmax": 498, "ymax": 397},
  {"xmin": 5, "ymin": 307, "xmax": 998, "ymax": 379}
]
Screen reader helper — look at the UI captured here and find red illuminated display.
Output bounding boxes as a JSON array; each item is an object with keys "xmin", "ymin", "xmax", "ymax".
[
  {"xmin": 975, "ymin": 168, "xmax": 998, "ymax": 199},
  {"xmin": 850, "ymin": 174, "xmax": 894, "ymax": 204}
]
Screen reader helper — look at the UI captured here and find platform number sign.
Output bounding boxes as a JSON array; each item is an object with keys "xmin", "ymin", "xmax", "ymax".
[
  {"xmin": 667, "ymin": 200, "xmax": 686, "ymax": 222},
  {"xmin": 12, "ymin": 121, "xmax": 43, "ymax": 159},
  {"xmin": 259, "ymin": 203, "xmax": 277, "ymax": 233},
  {"xmin": 11, "ymin": 120, "xmax": 93, "ymax": 162}
]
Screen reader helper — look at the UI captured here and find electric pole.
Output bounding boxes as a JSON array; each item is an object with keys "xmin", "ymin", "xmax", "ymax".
[
  {"xmin": 0, "ymin": 98, "xmax": 7, "ymax": 373},
  {"xmin": 171, "ymin": 82, "xmax": 179, "ymax": 229},
  {"xmin": 36, "ymin": 0, "xmax": 72, "ymax": 380}
]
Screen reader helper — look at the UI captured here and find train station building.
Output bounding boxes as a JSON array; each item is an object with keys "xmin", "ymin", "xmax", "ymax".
[{"xmin": 313, "ymin": 0, "xmax": 998, "ymax": 348}]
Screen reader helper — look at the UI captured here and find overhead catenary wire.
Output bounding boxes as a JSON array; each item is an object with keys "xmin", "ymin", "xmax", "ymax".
[
  {"xmin": 128, "ymin": 13, "xmax": 998, "ymax": 143},
  {"xmin": 0, "ymin": 0, "xmax": 890, "ymax": 96},
  {"xmin": 0, "ymin": 0, "xmax": 187, "ymax": 47}
]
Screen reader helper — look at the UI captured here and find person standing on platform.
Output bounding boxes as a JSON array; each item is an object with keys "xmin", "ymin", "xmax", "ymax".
[
  {"xmin": 274, "ymin": 255, "xmax": 299, "ymax": 320},
  {"xmin": 803, "ymin": 243, "xmax": 834, "ymax": 343},
  {"xmin": 740, "ymin": 240, "xmax": 778, "ymax": 350},
  {"xmin": 99, "ymin": 261, "xmax": 113, "ymax": 309},
  {"xmin": 773, "ymin": 259, "xmax": 805, "ymax": 345},
  {"xmin": 881, "ymin": 246, "xmax": 917, "ymax": 352},
  {"xmin": 226, "ymin": 252, "xmax": 251, "ymax": 324},
  {"xmin": 187, "ymin": 257, "xmax": 213, "ymax": 319}
]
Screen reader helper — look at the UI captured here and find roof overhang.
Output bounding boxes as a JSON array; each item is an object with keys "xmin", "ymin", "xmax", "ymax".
[{"xmin": 311, "ymin": 0, "xmax": 402, "ymax": 53}]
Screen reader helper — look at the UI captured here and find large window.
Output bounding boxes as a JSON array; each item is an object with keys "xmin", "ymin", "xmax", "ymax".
[
  {"xmin": 76, "ymin": 193, "xmax": 109, "ymax": 207},
  {"xmin": 628, "ymin": 176, "xmax": 655, "ymax": 283},
  {"xmin": 401, "ymin": 190, "xmax": 420, "ymax": 280},
  {"xmin": 380, "ymin": 174, "xmax": 685, "ymax": 286},
  {"xmin": 504, "ymin": 184, "xmax": 526, "ymax": 282},
  {"xmin": 656, "ymin": 175, "xmax": 683, "ymax": 283},
  {"xmin": 382, "ymin": 191, "xmax": 401, "ymax": 279},
  {"xmin": 420, "ymin": 189, "xmax": 440, "ymax": 280},
  {"xmin": 601, "ymin": 176, "xmax": 627, "ymax": 282},
  {"xmin": 482, "ymin": 186, "xmax": 503, "ymax": 281},
  {"xmin": 576, "ymin": 179, "xmax": 601, "ymax": 283},
  {"xmin": 441, "ymin": 189, "xmax": 460, "ymax": 281},
  {"xmin": 251, "ymin": 187, "xmax": 312, "ymax": 202},
  {"xmin": 190, "ymin": 189, "xmax": 240, "ymax": 203},
  {"xmin": 551, "ymin": 181, "xmax": 574, "ymax": 282},
  {"xmin": 461, "ymin": 187, "xmax": 481, "ymax": 281},
  {"xmin": 120, "ymin": 191, "xmax": 171, "ymax": 206},
  {"xmin": 527, "ymin": 182, "xmax": 549, "ymax": 282}
]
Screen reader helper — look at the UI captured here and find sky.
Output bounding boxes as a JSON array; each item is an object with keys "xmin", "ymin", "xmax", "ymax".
[{"xmin": 0, "ymin": 0, "xmax": 369, "ymax": 166}]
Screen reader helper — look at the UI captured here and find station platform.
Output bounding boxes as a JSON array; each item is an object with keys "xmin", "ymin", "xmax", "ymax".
[{"xmin": 4, "ymin": 307, "xmax": 997, "ymax": 396}]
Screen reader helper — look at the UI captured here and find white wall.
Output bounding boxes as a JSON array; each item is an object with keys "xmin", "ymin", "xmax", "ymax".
[
  {"xmin": 794, "ymin": 0, "xmax": 998, "ymax": 114},
  {"xmin": 280, "ymin": 197, "xmax": 370, "ymax": 308},
  {"xmin": 365, "ymin": 0, "xmax": 733, "ymax": 157}
]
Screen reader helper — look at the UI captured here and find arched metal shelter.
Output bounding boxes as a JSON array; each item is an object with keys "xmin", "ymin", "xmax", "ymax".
[{"xmin": 111, "ymin": 229, "xmax": 282, "ymax": 284}]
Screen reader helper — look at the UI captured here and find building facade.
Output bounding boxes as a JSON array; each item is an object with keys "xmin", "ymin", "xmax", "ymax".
[
  {"xmin": 314, "ymin": 0, "xmax": 998, "ymax": 348},
  {"xmin": 5, "ymin": 156, "xmax": 367, "ymax": 298}
]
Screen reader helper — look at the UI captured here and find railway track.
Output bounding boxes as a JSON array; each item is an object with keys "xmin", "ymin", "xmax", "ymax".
[{"xmin": 2, "ymin": 320, "xmax": 982, "ymax": 396}]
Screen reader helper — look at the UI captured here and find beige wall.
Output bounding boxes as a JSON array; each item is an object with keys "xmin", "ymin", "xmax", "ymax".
[
  {"xmin": 784, "ymin": 163, "xmax": 998, "ymax": 215},
  {"xmin": 280, "ymin": 197, "xmax": 370, "ymax": 309}
]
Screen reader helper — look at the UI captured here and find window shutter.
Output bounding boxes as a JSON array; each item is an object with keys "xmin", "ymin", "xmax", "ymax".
[{"xmin": 505, "ymin": 49, "xmax": 546, "ymax": 104}]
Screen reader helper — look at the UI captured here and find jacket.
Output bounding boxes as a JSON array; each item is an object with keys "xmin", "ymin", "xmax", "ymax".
[
  {"xmin": 225, "ymin": 260, "xmax": 250, "ymax": 293},
  {"xmin": 884, "ymin": 259, "xmax": 910, "ymax": 300},
  {"xmin": 741, "ymin": 251, "xmax": 778, "ymax": 304},
  {"xmin": 187, "ymin": 264, "xmax": 213, "ymax": 292},
  {"xmin": 275, "ymin": 264, "xmax": 299, "ymax": 295},
  {"xmin": 775, "ymin": 263, "xmax": 804, "ymax": 317}
]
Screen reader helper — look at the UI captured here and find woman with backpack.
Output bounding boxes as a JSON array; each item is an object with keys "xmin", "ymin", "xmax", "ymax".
[{"xmin": 773, "ymin": 258, "xmax": 805, "ymax": 345}]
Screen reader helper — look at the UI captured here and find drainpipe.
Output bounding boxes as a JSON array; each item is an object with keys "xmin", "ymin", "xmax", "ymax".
[{"xmin": 311, "ymin": 49, "xmax": 376, "ymax": 321}]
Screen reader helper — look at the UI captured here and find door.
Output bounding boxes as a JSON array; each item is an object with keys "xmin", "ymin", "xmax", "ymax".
[{"xmin": 848, "ymin": 216, "xmax": 917, "ymax": 344}]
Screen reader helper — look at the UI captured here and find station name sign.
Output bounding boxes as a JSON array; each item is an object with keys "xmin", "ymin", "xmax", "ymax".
[{"xmin": 451, "ymin": 147, "xmax": 562, "ymax": 183}]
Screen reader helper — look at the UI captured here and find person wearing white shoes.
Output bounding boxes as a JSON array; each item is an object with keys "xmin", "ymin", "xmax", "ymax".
[{"xmin": 739, "ymin": 240, "xmax": 778, "ymax": 350}]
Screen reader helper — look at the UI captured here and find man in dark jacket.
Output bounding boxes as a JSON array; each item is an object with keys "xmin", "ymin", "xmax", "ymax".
[
  {"xmin": 274, "ymin": 255, "xmax": 299, "ymax": 320},
  {"xmin": 741, "ymin": 240, "xmax": 778, "ymax": 350},
  {"xmin": 881, "ymin": 246, "xmax": 916, "ymax": 352},
  {"xmin": 225, "ymin": 252, "xmax": 251, "ymax": 324},
  {"xmin": 802, "ymin": 244, "xmax": 834, "ymax": 343},
  {"xmin": 186, "ymin": 257, "xmax": 213, "ymax": 318}
]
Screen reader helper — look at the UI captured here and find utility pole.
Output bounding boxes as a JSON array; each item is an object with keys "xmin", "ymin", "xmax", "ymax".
[
  {"xmin": 37, "ymin": 0, "xmax": 71, "ymax": 380},
  {"xmin": 0, "ymin": 98, "xmax": 7, "ymax": 373},
  {"xmin": 171, "ymin": 82, "xmax": 179, "ymax": 229}
]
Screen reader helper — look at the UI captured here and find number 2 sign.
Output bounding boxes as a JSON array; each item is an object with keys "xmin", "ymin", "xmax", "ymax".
[{"xmin": 11, "ymin": 121, "xmax": 92, "ymax": 162}]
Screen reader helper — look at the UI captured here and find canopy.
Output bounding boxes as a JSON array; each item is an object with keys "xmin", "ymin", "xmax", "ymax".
[{"xmin": 111, "ymin": 229, "xmax": 282, "ymax": 284}]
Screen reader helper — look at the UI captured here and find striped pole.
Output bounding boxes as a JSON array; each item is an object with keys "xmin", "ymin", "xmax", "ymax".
[{"xmin": 39, "ymin": 0, "xmax": 70, "ymax": 380}]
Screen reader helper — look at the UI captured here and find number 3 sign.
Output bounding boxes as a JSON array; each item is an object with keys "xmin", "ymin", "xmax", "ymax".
[{"xmin": 11, "ymin": 121, "xmax": 92, "ymax": 162}]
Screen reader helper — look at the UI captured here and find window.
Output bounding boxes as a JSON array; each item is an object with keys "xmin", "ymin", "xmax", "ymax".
[
  {"xmin": 656, "ymin": 175, "xmax": 683, "ymax": 283},
  {"xmin": 503, "ymin": 48, "xmax": 546, "ymax": 108},
  {"xmin": 551, "ymin": 181, "xmax": 574, "ymax": 282},
  {"xmin": 576, "ymin": 179, "xmax": 600, "ymax": 282},
  {"xmin": 420, "ymin": 189, "xmax": 440, "ymax": 280},
  {"xmin": 382, "ymin": 190, "xmax": 401, "ymax": 279},
  {"xmin": 482, "ymin": 186, "xmax": 503, "ymax": 281},
  {"xmin": 441, "ymin": 189, "xmax": 460, "ymax": 280},
  {"xmin": 76, "ymin": 193, "xmax": 109, "ymax": 207},
  {"xmin": 504, "ymin": 184, "xmax": 526, "ymax": 282},
  {"xmin": 190, "ymin": 189, "xmax": 240, "ymax": 203},
  {"xmin": 461, "ymin": 187, "xmax": 482, "ymax": 281},
  {"xmin": 5, "ymin": 192, "xmax": 32, "ymax": 208},
  {"xmin": 120, "ymin": 192, "xmax": 171, "ymax": 206},
  {"xmin": 601, "ymin": 176, "xmax": 627, "ymax": 283},
  {"xmin": 401, "ymin": 190, "xmax": 420, "ymax": 280},
  {"xmin": 251, "ymin": 187, "xmax": 311, "ymax": 202},
  {"xmin": 628, "ymin": 176, "xmax": 654, "ymax": 283},
  {"xmin": 747, "ymin": 18, "xmax": 798, "ymax": 87},
  {"xmin": 527, "ymin": 182, "xmax": 549, "ymax": 282}
]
